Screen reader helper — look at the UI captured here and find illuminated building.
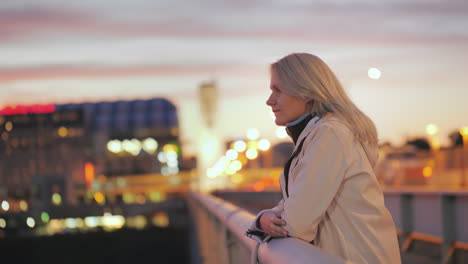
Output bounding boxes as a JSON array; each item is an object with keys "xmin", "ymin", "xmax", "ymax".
[{"xmin": 0, "ymin": 98, "xmax": 181, "ymax": 206}]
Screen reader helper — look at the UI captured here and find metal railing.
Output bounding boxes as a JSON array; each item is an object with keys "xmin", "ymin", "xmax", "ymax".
[{"xmin": 188, "ymin": 192, "xmax": 346, "ymax": 264}]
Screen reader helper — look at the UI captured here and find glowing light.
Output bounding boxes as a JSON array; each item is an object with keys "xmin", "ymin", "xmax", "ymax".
[
  {"xmin": 166, "ymin": 150, "xmax": 178, "ymax": 161},
  {"xmin": 84, "ymin": 162, "xmax": 95, "ymax": 188},
  {"xmin": 52, "ymin": 193, "xmax": 62, "ymax": 205},
  {"xmin": 276, "ymin": 127, "xmax": 288, "ymax": 139},
  {"xmin": 246, "ymin": 128, "xmax": 260, "ymax": 140},
  {"xmin": 169, "ymin": 175, "xmax": 181, "ymax": 185},
  {"xmin": 84, "ymin": 216, "xmax": 99, "ymax": 228},
  {"xmin": 226, "ymin": 149, "xmax": 238, "ymax": 160},
  {"xmin": 26, "ymin": 217, "xmax": 36, "ymax": 228},
  {"xmin": 207, "ymin": 168, "xmax": 218, "ymax": 178},
  {"xmin": 167, "ymin": 159, "xmax": 178, "ymax": 168},
  {"xmin": 426, "ymin": 124, "xmax": 438, "ymax": 136},
  {"xmin": 231, "ymin": 174, "xmax": 244, "ymax": 184},
  {"xmin": 142, "ymin": 138, "xmax": 158, "ymax": 154},
  {"xmin": 58, "ymin": 126, "xmax": 68, "ymax": 137},
  {"xmin": 107, "ymin": 140, "xmax": 122, "ymax": 153},
  {"xmin": 2, "ymin": 200, "xmax": 10, "ymax": 211},
  {"xmin": 460, "ymin": 127, "xmax": 468, "ymax": 137},
  {"xmin": 161, "ymin": 166, "xmax": 170, "ymax": 176},
  {"xmin": 5, "ymin": 121, "xmax": 13, "ymax": 132},
  {"xmin": 254, "ymin": 182, "xmax": 265, "ymax": 192},
  {"xmin": 258, "ymin": 139, "xmax": 271, "ymax": 151},
  {"xmin": 368, "ymin": 67, "xmax": 381, "ymax": 80},
  {"xmin": 246, "ymin": 149, "xmax": 258, "ymax": 160},
  {"xmin": 65, "ymin": 218, "xmax": 78, "ymax": 229},
  {"xmin": 422, "ymin": 166, "xmax": 433, "ymax": 178},
  {"xmin": 122, "ymin": 193, "xmax": 134, "ymax": 204},
  {"xmin": 94, "ymin": 192, "xmax": 105, "ymax": 204},
  {"xmin": 233, "ymin": 140, "xmax": 247, "ymax": 152},
  {"xmin": 41, "ymin": 212, "xmax": 50, "ymax": 223},
  {"xmin": 152, "ymin": 212, "xmax": 169, "ymax": 228},
  {"xmin": 0, "ymin": 218, "xmax": 6, "ymax": 228},
  {"xmin": 19, "ymin": 200, "xmax": 28, "ymax": 211},
  {"xmin": 247, "ymin": 141, "xmax": 258, "ymax": 150},
  {"xmin": 130, "ymin": 138, "xmax": 142, "ymax": 156},
  {"xmin": 135, "ymin": 194, "xmax": 146, "ymax": 204},
  {"xmin": 149, "ymin": 191, "xmax": 163, "ymax": 202},
  {"xmin": 431, "ymin": 137, "xmax": 441, "ymax": 151},
  {"xmin": 102, "ymin": 214, "xmax": 125, "ymax": 229},
  {"xmin": 229, "ymin": 160, "xmax": 242, "ymax": 171},
  {"xmin": 168, "ymin": 167, "xmax": 179, "ymax": 174},
  {"xmin": 163, "ymin": 144, "xmax": 179, "ymax": 153},
  {"xmin": 157, "ymin": 152, "xmax": 167, "ymax": 163}
]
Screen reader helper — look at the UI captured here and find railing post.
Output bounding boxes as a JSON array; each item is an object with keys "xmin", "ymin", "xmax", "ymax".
[
  {"xmin": 441, "ymin": 194, "xmax": 456, "ymax": 264},
  {"xmin": 400, "ymin": 193, "xmax": 413, "ymax": 252}
]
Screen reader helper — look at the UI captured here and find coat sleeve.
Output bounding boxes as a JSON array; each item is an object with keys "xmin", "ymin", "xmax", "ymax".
[{"xmin": 281, "ymin": 124, "xmax": 349, "ymax": 242}]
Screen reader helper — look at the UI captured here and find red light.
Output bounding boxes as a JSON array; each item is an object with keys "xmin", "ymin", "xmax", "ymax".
[{"xmin": 0, "ymin": 104, "xmax": 56, "ymax": 115}]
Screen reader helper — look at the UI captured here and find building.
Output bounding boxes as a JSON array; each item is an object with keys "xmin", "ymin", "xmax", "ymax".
[{"xmin": 0, "ymin": 98, "xmax": 181, "ymax": 207}]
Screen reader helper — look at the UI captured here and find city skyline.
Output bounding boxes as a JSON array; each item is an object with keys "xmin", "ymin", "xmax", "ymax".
[{"xmin": 1, "ymin": 0, "xmax": 468, "ymax": 156}]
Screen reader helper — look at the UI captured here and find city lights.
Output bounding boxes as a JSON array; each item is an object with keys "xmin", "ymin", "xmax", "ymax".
[
  {"xmin": 258, "ymin": 139, "xmax": 271, "ymax": 151},
  {"xmin": 246, "ymin": 128, "xmax": 260, "ymax": 140},
  {"xmin": 226, "ymin": 149, "xmax": 238, "ymax": 160},
  {"xmin": 142, "ymin": 138, "xmax": 158, "ymax": 154},
  {"xmin": 107, "ymin": 140, "xmax": 122, "ymax": 153},
  {"xmin": 19, "ymin": 200, "xmax": 28, "ymax": 211},
  {"xmin": 422, "ymin": 166, "xmax": 433, "ymax": 178},
  {"xmin": 41, "ymin": 212, "xmax": 50, "ymax": 223},
  {"xmin": 26, "ymin": 217, "xmax": 36, "ymax": 228},
  {"xmin": 233, "ymin": 140, "xmax": 247, "ymax": 152},
  {"xmin": 1, "ymin": 200, "xmax": 9, "ymax": 211},
  {"xmin": 246, "ymin": 149, "xmax": 258, "ymax": 160},
  {"xmin": 368, "ymin": 67, "xmax": 381, "ymax": 80},
  {"xmin": 0, "ymin": 218, "xmax": 6, "ymax": 228},
  {"xmin": 58, "ymin": 126, "xmax": 68, "ymax": 137},
  {"xmin": 52, "ymin": 193, "xmax": 62, "ymax": 205},
  {"xmin": 5, "ymin": 121, "xmax": 13, "ymax": 132}
]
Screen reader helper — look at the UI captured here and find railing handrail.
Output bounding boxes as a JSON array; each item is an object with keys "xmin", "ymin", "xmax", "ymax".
[{"xmin": 190, "ymin": 191, "xmax": 347, "ymax": 264}]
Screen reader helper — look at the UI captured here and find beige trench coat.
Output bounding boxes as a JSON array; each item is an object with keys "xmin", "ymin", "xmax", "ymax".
[{"xmin": 251, "ymin": 114, "xmax": 401, "ymax": 264}]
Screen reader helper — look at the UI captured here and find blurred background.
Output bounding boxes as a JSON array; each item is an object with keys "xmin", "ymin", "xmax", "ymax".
[{"xmin": 0, "ymin": 1, "xmax": 467, "ymax": 263}]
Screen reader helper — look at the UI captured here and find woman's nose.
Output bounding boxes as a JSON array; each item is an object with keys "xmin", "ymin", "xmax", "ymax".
[{"xmin": 266, "ymin": 93, "xmax": 275, "ymax": 106}]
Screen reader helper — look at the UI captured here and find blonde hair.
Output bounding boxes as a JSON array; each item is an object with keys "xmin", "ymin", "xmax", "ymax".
[{"xmin": 271, "ymin": 53, "xmax": 378, "ymax": 146}]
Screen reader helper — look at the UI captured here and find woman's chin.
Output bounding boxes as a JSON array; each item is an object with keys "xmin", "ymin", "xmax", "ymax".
[{"xmin": 274, "ymin": 119, "xmax": 286, "ymax": 126}]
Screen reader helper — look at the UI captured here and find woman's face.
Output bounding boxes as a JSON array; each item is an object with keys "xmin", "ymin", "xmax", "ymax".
[{"xmin": 266, "ymin": 70, "xmax": 307, "ymax": 126}]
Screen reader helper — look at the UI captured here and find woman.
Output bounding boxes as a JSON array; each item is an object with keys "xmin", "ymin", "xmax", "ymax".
[{"xmin": 249, "ymin": 53, "xmax": 401, "ymax": 263}]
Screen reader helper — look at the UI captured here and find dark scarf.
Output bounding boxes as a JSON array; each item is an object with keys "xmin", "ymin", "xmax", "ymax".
[{"xmin": 285, "ymin": 114, "xmax": 314, "ymax": 144}]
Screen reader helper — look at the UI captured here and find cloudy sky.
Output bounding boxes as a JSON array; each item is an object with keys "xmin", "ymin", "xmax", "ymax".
[{"xmin": 1, "ymin": 0, "xmax": 467, "ymax": 155}]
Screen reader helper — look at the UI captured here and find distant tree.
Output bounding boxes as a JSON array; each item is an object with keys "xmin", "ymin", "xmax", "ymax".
[
  {"xmin": 406, "ymin": 138, "xmax": 431, "ymax": 151},
  {"xmin": 449, "ymin": 131, "xmax": 463, "ymax": 147}
]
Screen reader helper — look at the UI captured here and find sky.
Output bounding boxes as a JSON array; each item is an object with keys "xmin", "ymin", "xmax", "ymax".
[{"xmin": 1, "ymin": 0, "xmax": 467, "ymax": 156}]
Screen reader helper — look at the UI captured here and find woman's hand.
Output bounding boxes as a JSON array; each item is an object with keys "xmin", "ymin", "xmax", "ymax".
[{"xmin": 259, "ymin": 210, "xmax": 288, "ymax": 237}]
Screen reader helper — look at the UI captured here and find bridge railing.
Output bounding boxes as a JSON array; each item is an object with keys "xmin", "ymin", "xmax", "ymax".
[{"xmin": 188, "ymin": 191, "xmax": 346, "ymax": 264}]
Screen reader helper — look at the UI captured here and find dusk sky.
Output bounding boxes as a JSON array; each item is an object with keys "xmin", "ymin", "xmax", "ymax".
[{"xmin": 1, "ymin": 0, "xmax": 467, "ymax": 156}]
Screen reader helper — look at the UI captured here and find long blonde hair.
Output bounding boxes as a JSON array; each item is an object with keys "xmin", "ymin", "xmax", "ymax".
[{"xmin": 271, "ymin": 53, "xmax": 378, "ymax": 146}]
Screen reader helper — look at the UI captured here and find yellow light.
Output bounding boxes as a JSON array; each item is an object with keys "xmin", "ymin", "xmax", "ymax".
[
  {"xmin": 163, "ymin": 144, "xmax": 179, "ymax": 153},
  {"xmin": 58, "ymin": 126, "xmax": 68, "ymax": 137},
  {"xmin": 26, "ymin": 217, "xmax": 36, "ymax": 228},
  {"xmin": 233, "ymin": 140, "xmax": 247, "ymax": 152},
  {"xmin": 247, "ymin": 141, "xmax": 258, "ymax": 150},
  {"xmin": 226, "ymin": 149, "xmax": 238, "ymax": 160},
  {"xmin": 123, "ymin": 193, "xmax": 135, "ymax": 204},
  {"xmin": 84, "ymin": 216, "xmax": 99, "ymax": 228},
  {"xmin": 52, "ymin": 193, "xmax": 62, "ymax": 205},
  {"xmin": 254, "ymin": 182, "xmax": 265, "ymax": 192},
  {"xmin": 107, "ymin": 140, "xmax": 122, "ymax": 153},
  {"xmin": 276, "ymin": 127, "xmax": 288, "ymax": 139},
  {"xmin": 431, "ymin": 137, "xmax": 441, "ymax": 151},
  {"xmin": 460, "ymin": 127, "xmax": 468, "ymax": 137},
  {"xmin": 226, "ymin": 168, "xmax": 236, "ymax": 175},
  {"xmin": 426, "ymin": 124, "xmax": 438, "ymax": 136},
  {"xmin": 231, "ymin": 174, "xmax": 244, "ymax": 184},
  {"xmin": 5, "ymin": 121, "xmax": 13, "ymax": 132},
  {"xmin": 207, "ymin": 168, "xmax": 218, "ymax": 178},
  {"xmin": 142, "ymin": 138, "xmax": 158, "ymax": 154},
  {"xmin": 65, "ymin": 218, "xmax": 78, "ymax": 229},
  {"xmin": 149, "ymin": 191, "xmax": 163, "ymax": 202},
  {"xmin": 94, "ymin": 192, "xmax": 105, "ymax": 204},
  {"xmin": 2, "ymin": 200, "xmax": 10, "ymax": 211},
  {"xmin": 246, "ymin": 128, "xmax": 260, "ymax": 140},
  {"xmin": 152, "ymin": 212, "xmax": 169, "ymax": 228},
  {"xmin": 246, "ymin": 149, "xmax": 258, "ymax": 160},
  {"xmin": 422, "ymin": 166, "xmax": 433, "ymax": 178},
  {"xmin": 135, "ymin": 194, "xmax": 146, "ymax": 204},
  {"xmin": 19, "ymin": 200, "xmax": 28, "ymax": 211},
  {"xmin": 130, "ymin": 138, "xmax": 142, "ymax": 156},
  {"xmin": 368, "ymin": 67, "xmax": 381, "ymax": 80},
  {"xmin": 0, "ymin": 218, "xmax": 6, "ymax": 228},
  {"xmin": 258, "ymin": 139, "xmax": 271, "ymax": 151}
]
